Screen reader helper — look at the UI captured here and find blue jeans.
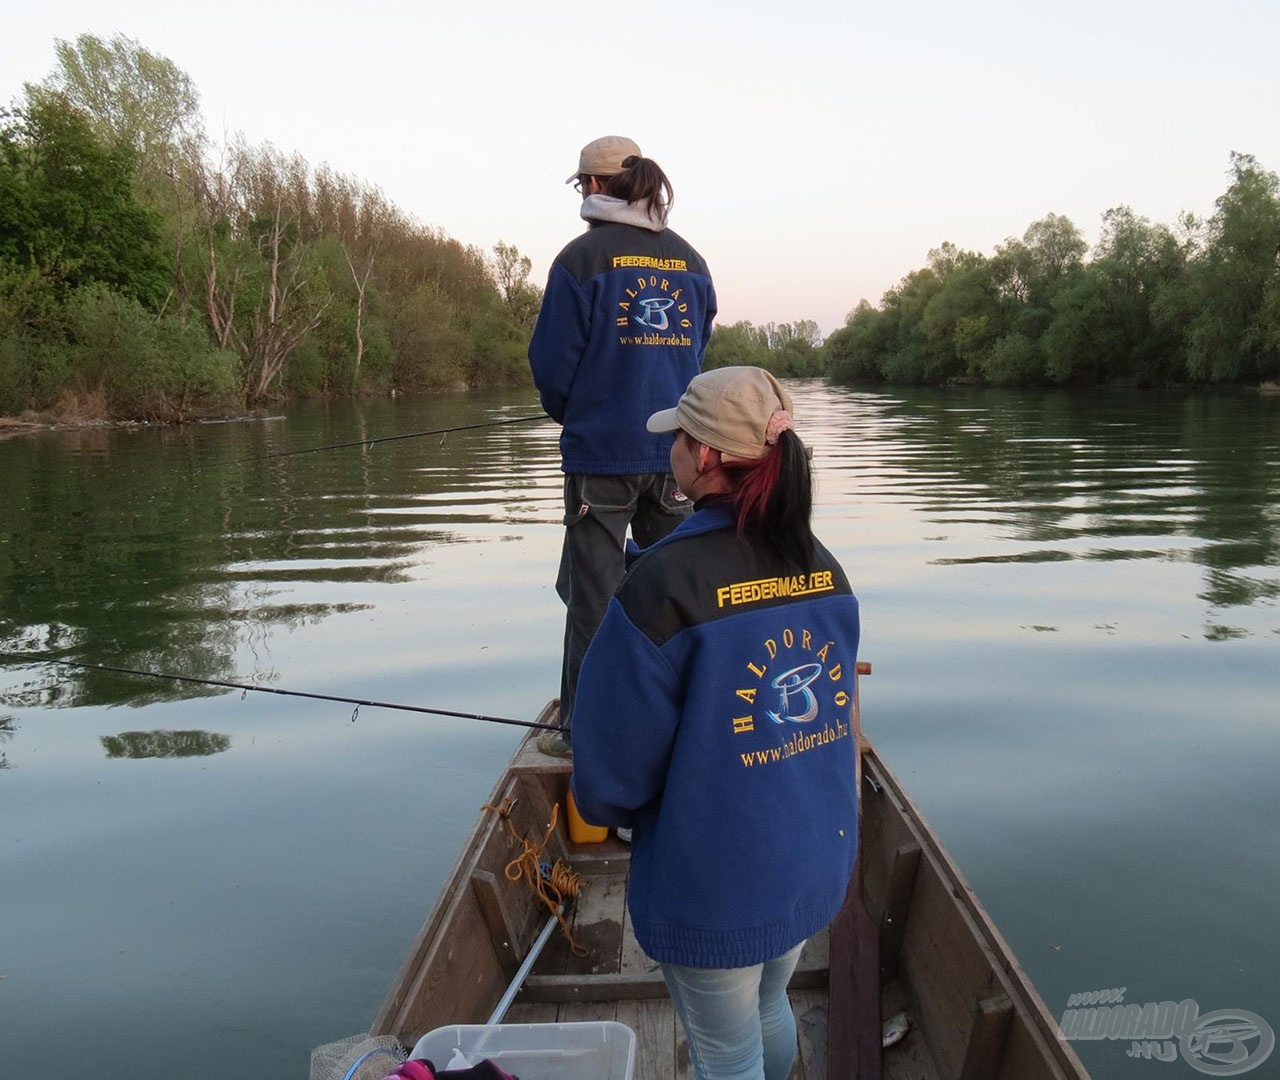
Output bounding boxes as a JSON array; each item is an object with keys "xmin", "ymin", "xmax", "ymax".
[
  {"xmin": 660, "ymin": 943, "xmax": 805, "ymax": 1080},
  {"xmin": 555, "ymin": 472, "xmax": 689, "ymax": 733}
]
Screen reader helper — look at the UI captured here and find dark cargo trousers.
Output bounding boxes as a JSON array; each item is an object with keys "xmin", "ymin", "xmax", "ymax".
[{"xmin": 555, "ymin": 472, "xmax": 691, "ymax": 736}]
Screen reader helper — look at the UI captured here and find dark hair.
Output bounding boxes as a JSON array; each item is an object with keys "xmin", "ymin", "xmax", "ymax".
[
  {"xmin": 719, "ymin": 430, "xmax": 815, "ymax": 568},
  {"xmin": 602, "ymin": 156, "xmax": 673, "ymax": 224}
]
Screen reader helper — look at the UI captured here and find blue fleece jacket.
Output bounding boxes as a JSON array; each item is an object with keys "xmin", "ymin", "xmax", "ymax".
[
  {"xmin": 571, "ymin": 506, "xmax": 861, "ymax": 968},
  {"xmin": 528, "ymin": 201, "xmax": 716, "ymax": 474}
]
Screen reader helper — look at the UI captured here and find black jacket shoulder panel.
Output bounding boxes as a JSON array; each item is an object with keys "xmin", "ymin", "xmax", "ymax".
[
  {"xmin": 618, "ymin": 529, "xmax": 853, "ymax": 647},
  {"xmin": 556, "ymin": 224, "xmax": 711, "ymax": 286}
]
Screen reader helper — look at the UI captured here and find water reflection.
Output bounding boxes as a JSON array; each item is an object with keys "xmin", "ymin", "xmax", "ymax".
[
  {"xmin": 804, "ymin": 387, "xmax": 1280, "ymax": 640},
  {"xmin": 0, "ymin": 714, "xmax": 14, "ymax": 770},
  {"xmin": 101, "ymin": 729, "xmax": 232, "ymax": 759},
  {"xmin": 2, "ymin": 388, "xmax": 1276, "ymax": 721},
  {"xmin": 0, "ymin": 396, "xmax": 562, "ymax": 709}
]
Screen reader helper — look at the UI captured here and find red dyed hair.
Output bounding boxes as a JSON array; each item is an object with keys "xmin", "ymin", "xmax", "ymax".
[
  {"xmin": 718, "ymin": 430, "xmax": 814, "ymax": 568},
  {"xmin": 729, "ymin": 447, "xmax": 783, "ymax": 535}
]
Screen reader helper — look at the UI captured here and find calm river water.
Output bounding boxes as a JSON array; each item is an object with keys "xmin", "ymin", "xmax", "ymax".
[{"xmin": 2, "ymin": 384, "xmax": 1278, "ymax": 1079}]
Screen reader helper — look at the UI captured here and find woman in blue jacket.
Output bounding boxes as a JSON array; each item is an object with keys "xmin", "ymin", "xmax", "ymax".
[
  {"xmin": 528, "ymin": 136, "xmax": 716, "ymax": 754},
  {"xmin": 571, "ymin": 367, "xmax": 861, "ymax": 1080}
]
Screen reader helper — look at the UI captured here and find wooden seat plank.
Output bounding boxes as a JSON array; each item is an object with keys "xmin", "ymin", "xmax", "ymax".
[
  {"xmin": 500, "ymin": 1001, "xmax": 558, "ymax": 1025},
  {"xmin": 559, "ymin": 999, "xmax": 619, "ymax": 1024}
]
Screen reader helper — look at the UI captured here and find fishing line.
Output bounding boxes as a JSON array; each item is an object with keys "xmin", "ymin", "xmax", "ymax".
[
  {"xmin": 193, "ymin": 412, "xmax": 548, "ymax": 471},
  {"xmin": 0, "ymin": 653, "xmax": 559, "ymax": 732}
]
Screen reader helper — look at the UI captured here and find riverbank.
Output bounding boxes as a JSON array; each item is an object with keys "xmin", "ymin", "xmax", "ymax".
[
  {"xmin": 0, "ymin": 417, "xmax": 44, "ymax": 436},
  {"xmin": 0, "ymin": 411, "xmax": 283, "ymax": 440},
  {"xmin": 0, "ymin": 377, "xmax": 492, "ymax": 435},
  {"xmin": 5, "ymin": 377, "xmax": 1278, "ymax": 438}
]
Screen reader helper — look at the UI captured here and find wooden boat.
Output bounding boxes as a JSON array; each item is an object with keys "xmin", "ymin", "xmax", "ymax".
[{"xmin": 370, "ymin": 666, "xmax": 1089, "ymax": 1079}]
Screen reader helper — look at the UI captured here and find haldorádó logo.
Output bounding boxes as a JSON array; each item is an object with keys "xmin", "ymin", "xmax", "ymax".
[
  {"xmin": 1059, "ymin": 988, "xmax": 1274, "ymax": 1076},
  {"xmin": 615, "ymin": 271, "xmax": 695, "ymax": 347}
]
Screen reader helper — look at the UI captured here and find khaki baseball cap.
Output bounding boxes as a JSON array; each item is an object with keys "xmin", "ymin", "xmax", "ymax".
[
  {"xmin": 566, "ymin": 135, "xmax": 642, "ymax": 183},
  {"xmin": 647, "ymin": 367, "xmax": 796, "ymax": 463}
]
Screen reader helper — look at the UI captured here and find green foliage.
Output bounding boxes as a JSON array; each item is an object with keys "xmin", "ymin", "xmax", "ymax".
[
  {"xmin": 919, "ymin": 244, "xmax": 1001, "ymax": 380},
  {"xmin": 61, "ymin": 284, "xmax": 237, "ymax": 416},
  {"xmin": 1178, "ymin": 154, "xmax": 1280, "ymax": 382},
  {"xmin": 825, "ymin": 301, "xmax": 891, "ymax": 384},
  {"xmin": 992, "ymin": 214, "xmax": 1088, "ymax": 309},
  {"xmin": 466, "ymin": 300, "xmax": 535, "ymax": 388},
  {"xmin": 33, "ymin": 33, "xmax": 204, "ymax": 198},
  {"xmin": 0, "ymin": 331, "xmax": 27, "ymax": 408},
  {"xmin": 977, "ymin": 332, "xmax": 1042, "ymax": 386},
  {"xmin": 1258, "ymin": 285, "xmax": 1280, "ymax": 366},
  {"xmin": 704, "ymin": 321, "xmax": 769, "ymax": 369},
  {"xmin": 278, "ymin": 336, "xmax": 323, "ymax": 397},
  {"xmin": 704, "ymin": 319, "xmax": 825, "ymax": 376},
  {"xmin": 1040, "ymin": 213, "xmax": 1187, "ymax": 387},
  {"xmin": 1039, "ymin": 271, "xmax": 1104, "ymax": 383},
  {"xmin": 388, "ymin": 281, "xmax": 472, "ymax": 391},
  {"xmin": 825, "ymin": 160, "xmax": 1280, "ymax": 389},
  {"xmin": 491, "ymin": 241, "xmax": 542, "ymax": 330},
  {"xmin": 0, "ymin": 95, "xmax": 169, "ymax": 306},
  {"xmin": 0, "ymin": 272, "xmax": 236, "ymax": 417}
]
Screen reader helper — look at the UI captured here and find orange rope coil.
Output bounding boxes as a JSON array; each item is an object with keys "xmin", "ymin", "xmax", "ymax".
[{"xmin": 483, "ymin": 798, "xmax": 588, "ymax": 957}]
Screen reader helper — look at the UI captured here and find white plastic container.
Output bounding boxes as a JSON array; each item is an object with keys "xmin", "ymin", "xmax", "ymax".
[{"xmin": 409, "ymin": 1020, "xmax": 636, "ymax": 1080}]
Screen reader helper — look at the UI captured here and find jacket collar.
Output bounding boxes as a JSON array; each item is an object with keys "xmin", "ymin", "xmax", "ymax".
[{"xmin": 625, "ymin": 505, "xmax": 733, "ymax": 568}]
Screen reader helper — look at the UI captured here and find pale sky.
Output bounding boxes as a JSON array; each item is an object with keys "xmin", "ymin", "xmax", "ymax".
[{"xmin": 7, "ymin": 1, "xmax": 1280, "ymax": 335}]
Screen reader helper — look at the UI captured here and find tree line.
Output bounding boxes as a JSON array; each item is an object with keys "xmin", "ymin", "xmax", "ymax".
[
  {"xmin": 823, "ymin": 154, "xmax": 1280, "ymax": 388},
  {"xmin": 5, "ymin": 35, "xmax": 1275, "ymax": 420},
  {"xmin": 704, "ymin": 318, "xmax": 825, "ymax": 376},
  {"xmin": 0, "ymin": 34, "xmax": 541, "ymax": 420}
]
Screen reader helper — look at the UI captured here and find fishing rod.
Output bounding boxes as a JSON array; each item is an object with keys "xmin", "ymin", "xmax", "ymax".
[
  {"xmin": 0, "ymin": 653, "xmax": 558, "ymax": 732},
  {"xmin": 194, "ymin": 413, "xmax": 549, "ymax": 471}
]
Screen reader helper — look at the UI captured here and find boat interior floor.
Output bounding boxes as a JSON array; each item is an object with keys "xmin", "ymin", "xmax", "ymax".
[{"xmin": 505, "ymin": 838, "xmax": 938, "ymax": 1080}]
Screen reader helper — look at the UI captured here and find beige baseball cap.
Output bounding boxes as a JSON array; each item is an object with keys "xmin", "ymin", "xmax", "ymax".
[
  {"xmin": 566, "ymin": 135, "xmax": 642, "ymax": 183},
  {"xmin": 647, "ymin": 367, "xmax": 796, "ymax": 463}
]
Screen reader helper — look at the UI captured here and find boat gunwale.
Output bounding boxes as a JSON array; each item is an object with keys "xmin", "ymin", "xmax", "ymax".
[
  {"xmin": 861, "ymin": 745, "xmax": 1089, "ymax": 1078},
  {"xmin": 370, "ymin": 702, "xmax": 562, "ymax": 1036}
]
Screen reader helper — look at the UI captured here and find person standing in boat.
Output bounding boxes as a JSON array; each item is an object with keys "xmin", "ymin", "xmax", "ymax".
[
  {"xmin": 571, "ymin": 367, "xmax": 860, "ymax": 1080},
  {"xmin": 529, "ymin": 135, "xmax": 717, "ymax": 757}
]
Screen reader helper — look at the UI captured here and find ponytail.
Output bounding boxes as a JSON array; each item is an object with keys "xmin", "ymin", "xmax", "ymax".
[
  {"xmin": 603, "ymin": 156, "xmax": 673, "ymax": 225},
  {"xmin": 720, "ymin": 431, "xmax": 814, "ymax": 568}
]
